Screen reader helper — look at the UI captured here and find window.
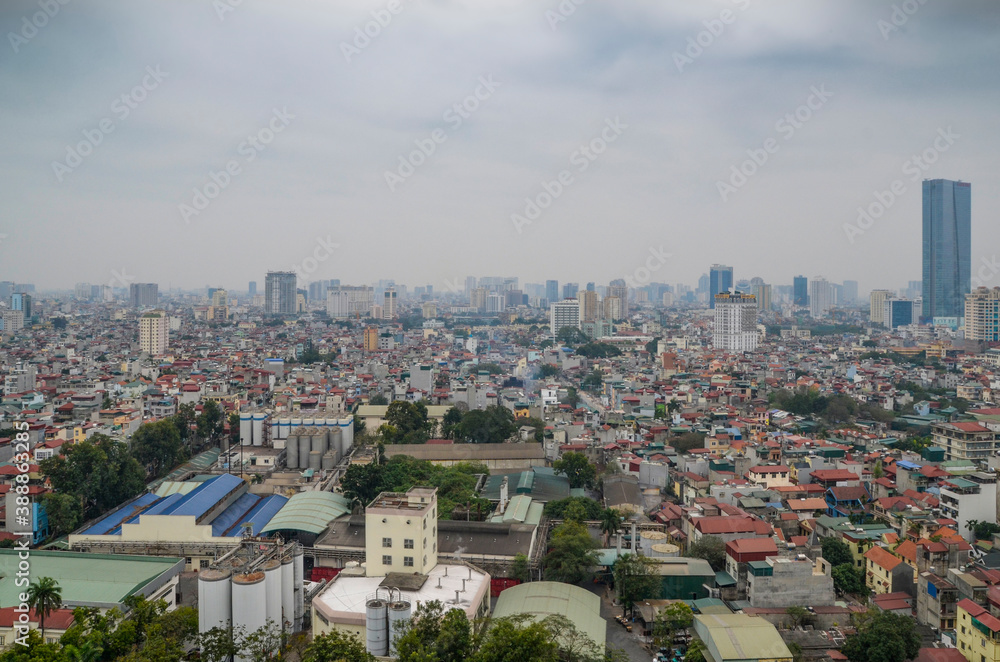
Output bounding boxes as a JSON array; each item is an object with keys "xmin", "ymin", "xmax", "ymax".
[
  {"xmin": 383, "ymin": 555, "xmax": 392, "ymax": 565},
  {"xmin": 0, "ymin": 637, "xmax": 5, "ymax": 646},
  {"xmin": 404, "ymin": 556, "xmax": 414, "ymax": 567},
  {"xmin": 404, "ymin": 538, "xmax": 414, "ymax": 549},
  {"xmin": 200, "ymin": 559, "xmax": 210, "ymax": 569},
  {"xmin": 382, "ymin": 537, "xmax": 392, "ymax": 548}
]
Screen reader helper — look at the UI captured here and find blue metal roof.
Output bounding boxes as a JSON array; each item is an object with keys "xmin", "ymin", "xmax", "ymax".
[
  {"xmin": 211, "ymin": 493, "xmax": 262, "ymax": 537},
  {"xmin": 236, "ymin": 494, "xmax": 288, "ymax": 536},
  {"xmin": 81, "ymin": 493, "xmax": 160, "ymax": 535},
  {"xmin": 167, "ymin": 473, "xmax": 244, "ymax": 519},
  {"xmin": 896, "ymin": 460, "xmax": 922, "ymax": 470}
]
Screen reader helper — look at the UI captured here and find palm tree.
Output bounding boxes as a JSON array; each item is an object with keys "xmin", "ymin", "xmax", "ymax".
[
  {"xmin": 27, "ymin": 576, "xmax": 63, "ymax": 642},
  {"xmin": 600, "ymin": 508, "xmax": 623, "ymax": 546}
]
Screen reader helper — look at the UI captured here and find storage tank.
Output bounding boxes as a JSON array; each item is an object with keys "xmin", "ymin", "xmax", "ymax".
[
  {"xmin": 239, "ymin": 413, "xmax": 253, "ymax": 447},
  {"xmin": 232, "ymin": 572, "xmax": 267, "ymax": 660},
  {"xmin": 338, "ymin": 417, "xmax": 353, "ymax": 452},
  {"xmin": 286, "ymin": 433, "xmax": 299, "ymax": 469},
  {"xmin": 289, "ymin": 417, "xmax": 303, "ymax": 435},
  {"xmin": 325, "ymin": 417, "xmax": 339, "ymax": 432},
  {"xmin": 197, "ymin": 568, "xmax": 232, "ymax": 635},
  {"xmin": 280, "ymin": 556, "xmax": 295, "ymax": 631},
  {"xmin": 322, "ymin": 452, "xmax": 336, "ymax": 471},
  {"xmin": 388, "ymin": 600, "xmax": 412, "ymax": 654},
  {"xmin": 639, "ymin": 530, "xmax": 669, "ymax": 555},
  {"xmin": 264, "ymin": 560, "xmax": 282, "ymax": 630},
  {"xmin": 311, "ymin": 428, "xmax": 328, "ymax": 455},
  {"xmin": 302, "ymin": 417, "xmax": 315, "ymax": 429},
  {"xmin": 252, "ymin": 413, "xmax": 266, "ymax": 446},
  {"xmin": 293, "ymin": 548, "xmax": 304, "ymax": 627},
  {"xmin": 308, "ymin": 450, "xmax": 322, "ymax": 470},
  {"xmin": 277, "ymin": 417, "xmax": 291, "ymax": 439},
  {"xmin": 365, "ymin": 599, "xmax": 388, "ymax": 656},
  {"xmin": 298, "ymin": 436, "xmax": 311, "ymax": 468},
  {"xmin": 330, "ymin": 428, "xmax": 344, "ymax": 457},
  {"xmin": 649, "ymin": 543, "xmax": 680, "ymax": 558}
]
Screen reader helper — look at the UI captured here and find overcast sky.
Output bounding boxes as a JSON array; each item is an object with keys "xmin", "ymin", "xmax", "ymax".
[{"xmin": 2, "ymin": 0, "xmax": 998, "ymax": 295}]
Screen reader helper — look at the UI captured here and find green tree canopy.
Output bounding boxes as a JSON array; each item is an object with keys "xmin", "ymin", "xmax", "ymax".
[
  {"xmin": 454, "ymin": 405, "xmax": 517, "ymax": 444},
  {"xmin": 820, "ymin": 537, "xmax": 854, "ymax": 567},
  {"xmin": 553, "ymin": 452, "xmax": 597, "ymax": 489},
  {"xmin": 841, "ymin": 610, "xmax": 920, "ymax": 662},
  {"xmin": 613, "ymin": 553, "xmax": 661, "ymax": 616},
  {"xmin": 41, "ymin": 435, "xmax": 146, "ymax": 520},
  {"xmin": 543, "ymin": 497, "xmax": 603, "ymax": 520},
  {"xmin": 543, "ymin": 520, "xmax": 599, "ymax": 584},
  {"xmin": 684, "ymin": 536, "xmax": 726, "ymax": 571},
  {"xmin": 130, "ymin": 419, "xmax": 187, "ymax": 479},
  {"xmin": 304, "ymin": 629, "xmax": 375, "ymax": 662}
]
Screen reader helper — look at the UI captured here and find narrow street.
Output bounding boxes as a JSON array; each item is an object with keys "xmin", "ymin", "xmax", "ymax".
[{"xmin": 581, "ymin": 580, "xmax": 652, "ymax": 661}]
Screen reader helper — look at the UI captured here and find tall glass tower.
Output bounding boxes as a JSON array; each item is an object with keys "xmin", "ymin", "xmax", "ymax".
[
  {"xmin": 922, "ymin": 179, "xmax": 971, "ymax": 322},
  {"xmin": 709, "ymin": 265, "xmax": 733, "ymax": 309}
]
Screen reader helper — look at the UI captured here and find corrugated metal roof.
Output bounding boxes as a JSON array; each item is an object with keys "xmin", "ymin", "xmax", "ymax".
[
  {"xmin": 168, "ymin": 473, "xmax": 244, "ymax": 519},
  {"xmin": 81, "ymin": 493, "xmax": 160, "ymax": 535},
  {"xmin": 493, "ymin": 581, "xmax": 606, "ymax": 650},
  {"xmin": 260, "ymin": 491, "xmax": 351, "ymax": 535}
]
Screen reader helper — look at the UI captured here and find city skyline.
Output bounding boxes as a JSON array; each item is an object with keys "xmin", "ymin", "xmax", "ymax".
[{"xmin": 2, "ymin": 2, "xmax": 998, "ymax": 290}]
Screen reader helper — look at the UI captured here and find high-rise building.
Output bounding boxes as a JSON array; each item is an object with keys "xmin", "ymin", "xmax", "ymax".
[
  {"xmin": 713, "ymin": 292, "xmax": 758, "ymax": 352},
  {"xmin": 327, "ymin": 285, "xmax": 374, "ymax": 318},
  {"xmin": 578, "ymin": 290, "xmax": 599, "ymax": 322},
  {"xmin": 709, "ymin": 265, "xmax": 733, "ymax": 309},
  {"xmin": 586, "ymin": 282, "xmax": 595, "ymax": 292},
  {"xmin": 265, "ymin": 271, "xmax": 297, "ymax": 316},
  {"xmin": 10, "ymin": 293, "xmax": 31, "ymax": 320},
  {"xmin": 129, "ymin": 283, "xmax": 158, "ymax": 308},
  {"xmin": 793, "ymin": 275, "xmax": 809, "ymax": 307},
  {"xmin": 965, "ymin": 288, "xmax": 1000, "ymax": 342},
  {"xmin": 870, "ymin": 289, "xmax": 893, "ymax": 326},
  {"xmin": 884, "ymin": 299, "xmax": 914, "ymax": 330},
  {"xmin": 750, "ymin": 279, "xmax": 771, "ymax": 312},
  {"xmin": 210, "ymin": 289, "xmax": 228, "ymax": 307},
  {"xmin": 470, "ymin": 287, "xmax": 487, "ymax": 312},
  {"xmin": 809, "ymin": 278, "xmax": 835, "ymax": 318},
  {"xmin": 363, "ymin": 326, "xmax": 380, "ymax": 351},
  {"xmin": 485, "ymin": 293, "xmax": 505, "ymax": 313},
  {"xmin": 248, "ymin": 281, "xmax": 257, "ymax": 296},
  {"xmin": 421, "ymin": 302, "xmax": 437, "ymax": 318},
  {"xmin": 550, "ymin": 299, "xmax": 580, "ymax": 334},
  {"xmin": 75, "ymin": 283, "xmax": 92, "ymax": 300},
  {"xmin": 465, "ymin": 276, "xmax": 477, "ymax": 294},
  {"xmin": 923, "ymin": 179, "xmax": 971, "ymax": 321},
  {"xmin": 842, "ymin": 280, "xmax": 859, "ymax": 306},
  {"xmin": 562, "ymin": 283, "xmax": 579, "ymax": 300},
  {"xmin": 608, "ymin": 279, "xmax": 629, "ymax": 319},
  {"xmin": 1, "ymin": 310, "xmax": 24, "ymax": 334},
  {"xmin": 383, "ymin": 288, "xmax": 397, "ymax": 319},
  {"xmin": 602, "ymin": 295, "xmax": 622, "ymax": 322},
  {"xmin": 139, "ymin": 310, "xmax": 169, "ymax": 356},
  {"xmin": 545, "ymin": 280, "xmax": 559, "ymax": 304}
]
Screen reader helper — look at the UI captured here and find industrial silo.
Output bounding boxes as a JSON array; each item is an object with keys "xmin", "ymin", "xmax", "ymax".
[
  {"xmin": 293, "ymin": 548, "xmax": 304, "ymax": 627},
  {"xmin": 329, "ymin": 428, "xmax": 343, "ymax": 457},
  {"xmin": 308, "ymin": 450, "xmax": 322, "ymax": 471},
  {"xmin": 251, "ymin": 413, "xmax": 267, "ymax": 446},
  {"xmin": 365, "ymin": 599, "xmax": 388, "ymax": 656},
  {"xmin": 302, "ymin": 417, "xmax": 315, "ymax": 430},
  {"xmin": 277, "ymin": 416, "xmax": 291, "ymax": 440},
  {"xmin": 197, "ymin": 568, "xmax": 232, "ymax": 635},
  {"xmin": 239, "ymin": 413, "xmax": 253, "ymax": 446},
  {"xmin": 232, "ymin": 572, "xmax": 267, "ymax": 660},
  {"xmin": 649, "ymin": 543, "xmax": 680, "ymax": 559},
  {"xmin": 280, "ymin": 556, "xmax": 295, "ymax": 631},
  {"xmin": 298, "ymin": 435, "xmax": 311, "ymax": 469},
  {"xmin": 289, "ymin": 417, "xmax": 302, "ymax": 436},
  {"xmin": 388, "ymin": 599, "xmax": 412, "ymax": 654},
  {"xmin": 639, "ymin": 530, "xmax": 669, "ymax": 555},
  {"xmin": 338, "ymin": 417, "xmax": 353, "ymax": 452},
  {"xmin": 311, "ymin": 428, "xmax": 328, "ymax": 455},
  {"xmin": 321, "ymin": 452, "xmax": 336, "ymax": 471},
  {"xmin": 285, "ymin": 432, "xmax": 299, "ymax": 469},
  {"xmin": 264, "ymin": 560, "xmax": 282, "ymax": 630}
]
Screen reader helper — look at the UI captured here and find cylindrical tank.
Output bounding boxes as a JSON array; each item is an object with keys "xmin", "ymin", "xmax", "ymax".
[
  {"xmin": 308, "ymin": 450, "xmax": 322, "ymax": 470},
  {"xmin": 311, "ymin": 429, "xmax": 327, "ymax": 455},
  {"xmin": 197, "ymin": 568, "xmax": 232, "ymax": 635},
  {"xmin": 639, "ymin": 530, "xmax": 669, "ymax": 555},
  {"xmin": 293, "ymin": 549, "xmax": 304, "ymax": 627},
  {"xmin": 330, "ymin": 428, "xmax": 344, "ymax": 457},
  {"xmin": 366, "ymin": 599, "xmax": 388, "ymax": 657},
  {"xmin": 232, "ymin": 572, "xmax": 267, "ymax": 661},
  {"xmin": 278, "ymin": 417, "xmax": 291, "ymax": 439},
  {"xmin": 289, "ymin": 417, "xmax": 302, "ymax": 435},
  {"xmin": 302, "ymin": 417, "xmax": 315, "ymax": 429},
  {"xmin": 239, "ymin": 414, "xmax": 253, "ymax": 446},
  {"xmin": 286, "ymin": 433, "xmax": 299, "ymax": 469},
  {"xmin": 298, "ymin": 436, "xmax": 311, "ymax": 467},
  {"xmin": 388, "ymin": 600, "xmax": 412, "ymax": 654},
  {"xmin": 252, "ymin": 413, "xmax": 266, "ymax": 446},
  {"xmin": 325, "ymin": 417, "xmax": 339, "ymax": 432},
  {"xmin": 338, "ymin": 417, "xmax": 354, "ymax": 451},
  {"xmin": 649, "ymin": 543, "xmax": 680, "ymax": 558},
  {"xmin": 322, "ymin": 452, "xmax": 336, "ymax": 471},
  {"xmin": 281, "ymin": 556, "xmax": 295, "ymax": 631},
  {"xmin": 264, "ymin": 560, "xmax": 282, "ymax": 630}
]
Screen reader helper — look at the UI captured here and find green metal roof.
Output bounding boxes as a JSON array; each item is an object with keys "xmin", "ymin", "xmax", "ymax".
[
  {"xmin": 493, "ymin": 581, "xmax": 606, "ymax": 650},
  {"xmin": 259, "ymin": 491, "xmax": 351, "ymax": 535},
  {"xmin": 0, "ymin": 550, "xmax": 183, "ymax": 609}
]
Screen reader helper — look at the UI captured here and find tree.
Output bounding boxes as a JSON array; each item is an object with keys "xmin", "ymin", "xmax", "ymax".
[
  {"xmin": 556, "ymin": 326, "xmax": 589, "ymax": 346},
  {"xmin": 394, "ymin": 601, "xmax": 471, "ymax": 662},
  {"xmin": 27, "ymin": 577, "xmax": 62, "ymax": 641},
  {"xmin": 304, "ymin": 629, "xmax": 376, "ymax": 661},
  {"xmin": 684, "ymin": 638, "xmax": 707, "ymax": 662},
  {"xmin": 473, "ymin": 616, "xmax": 559, "ymax": 662},
  {"xmin": 671, "ymin": 432, "xmax": 705, "ymax": 453},
  {"xmin": 599, "ymin": 508, "xmax": 623, "ymax": 545},
  {"xmin": 42, "ymin": 493, "xmax": 82, "ymax": 538},
  {"xmin": 581, "ymin": 368, "xmax": 603, "ymax": 391},
  {"xmin": 537, "ymin": 364, "xmax": 561, "ymax": 378},
  {"xmin": 384, "ymin": 401, "xmax": 433, "ymax": 444},
  {"xmin": 785, "ymin": 606, "xmax": 813, "ymax": 629},
  {"xmin": 130, "ymin": 419, "xmax": 187, "ymax": 478},
  {"xmin": 511, "ymin": 553, "xmax": 530, "ymax": 582},
  {"xmin": 613, "ymin": 553, "xmax": 660, "ymax": 617},
  {"xmin": 544, "ymin": 520, "xmax": 599, "ymax": 584},
  {"xmin": 196, "ymin": 400, "xmax": 225, "ymax": 442},
  {"xmin": 441, "ymin": 406, "xmax": 464, "ymax": 440},
  {"xmin": 339, "ymin": 463, "xmax": 386, "ymax": 505},
  {"xmin": 455, "ymin": 405, "xmax": 517, "ymax": 444},
  {"xmin": 41, "ymin": 435, "xmax": 146, "ymax": 520},
  {"xmin": 52, "ymin": 317, "xmax": 68, "ymax": 330},
  {"xmin": 653, "ymin": 602, "xmax": 694, "ymax": 652},
  {"xmin": 369, "ymin": 393, "xmax": 389, "ymax": 405},
  {"xmin": 553, "ymin": 452, "xmax": 597, "ymax": 489},
  {"xmin": 562, "ymin": 387, "xmax": 581, "ymax": 409},
  {"xmin": 832, "ymin": 564, "xmax": 869, "ymax": 597},
  {"xmin": 820, "ymin": 537, "xmax": 854, "ymax": 567},
  {"xmin": 684, "ymin": 536, "xmax": 726, "ymax": 571},
  {"xmin": 841, "ymin": 610, "xmax": 920, "ymax": 662},
  {"xmin": 543, "ymin": 497, "xmax": 603, "ymax": 520}
]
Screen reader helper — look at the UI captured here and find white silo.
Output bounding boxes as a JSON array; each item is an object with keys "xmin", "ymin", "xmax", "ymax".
[
  {"xmin": 232, "ymin": 572, "xmax": 267, "ymax": 661},
  {"xmin": 330, "ymin": 428, "xmax": 343, "ymax": 457},
  {"xmin": 298, "ymin": 435, "xmax": 311, "ymax": 469},
  {"xmin": 649, "ymin": 543, "xmax": 680, "ymax": 558},
  {"xmin": 310, "ymin": 428, "xmax": 328, "ymax": 455},
  {"xmin": 280, "ymin": 556, "xmax": 295, "ymax": 631},
  {"xmin": 239, "ymin": 413, "xmax": 253, "ymax": 446},
  {"xmin": 264, "ymin": 560, "xmax": 282, "ymax": 630},
  {"xmin": 293, "ymin": 548, "xmax": 304, "ymax": 627},
  {"xmin": 388, "ymin": 600, "xmax": 412, "ymax": 654},
  {"xmin": 639, "ymin": 530, "xmax": 668, "ymax": 555},
  {"xmin": 289, "ymin": 417, "xmax": 302, "ymax": 436},
  {"xmin": 302, "ymin": 417, "xmax": 315, "ymax": 429},
  {"xmin": 278, "ymin": 416, "xmax": 291, "ymax": 440},
  {"xmin": 365, "ymin": 599, "xmax": 388, "ymax": 656},
  {"xmin": 308, "ymin": 450, "xmax": 322, "ymax": 471},
  {"xmin": 338, "ymin": 417, "xmax": 353, "ymax": 452},
  {"xmin": 197, "ymin": 568, "xmax": 232, "ymax": 635},
  {"xmin": 285, "ymin": 433, "xmax": 299, "ymax": 469},
  {"xmin": 251, "ymin": 413, "xmax": 266, "ymax": 446}
]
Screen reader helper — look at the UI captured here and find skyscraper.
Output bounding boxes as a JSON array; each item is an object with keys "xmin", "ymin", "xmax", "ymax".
[
  {"xmin": 870, "ymin": 289, "xmax": 892, "ymax": 325},
  {"xmin": 883, "ymin": 299, "xmax": 914, "ymax": 330},
  {"xmin": 964, "ymin": 288, "xmax": 1000, "ymax": 342},
  {"xmin": 809, "ymin": 277, "xmax": 835, "ymax": 318},
  {"xmin": 10, "ymin": 293, "xmax": 31, "ymax": 320},
  {"xmin": 265, "ymin": 271, "xmax": 297, "ymax": 316},
  {"xmin": 129, "ymin": 283, "xmax": 158, "ymax": 308},
  {"xmin": 713, "ymin": 292, "xmax": 758, "ymax": 351},
  {"xmin": 922, "ymin": 179, "xmax": 971, "ymax": 321},
  {"xmin": 608, "ymin": 279, "xmax": 629, "ymax": 318},
  {"xmin": 550, "ymin": 299, "xmax": 580, "ymax": 334},
  {"xmin": 139, "ymin": 310, "xmax": 169, "ymax": 355},
  {"xmin": 545, "ymin": 280, "xmax": 559, "ymax": 303},
  {"xmin": 842, "ymin": 280, "xmax": 859, "ymax": 306},
  {"xmin": 793, "ymin": 275, "xmax": 809, "ymax": 307},
  {"xmin": 709, "ymin": 265, "xmax": 733, "ymax": 309},
  {"xmin": 578, "ymin": 290, "xmax": 599, "ymax": 322},
  {"xmin": 562, "ymin": 282, "xmax": 579, "ymax": 300},
  {"xmin": 248, "ymin": 281, "xmax": 257, "ymax": 296}
]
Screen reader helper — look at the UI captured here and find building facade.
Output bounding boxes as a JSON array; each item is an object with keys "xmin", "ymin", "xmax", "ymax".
[
  {"xmin": 713, "ymin": 292, "xmax": 758, "ymax": 351},
  {"xmin": 965, "ymin": 287, "xmax": 1000, "ymax": 341},
  {"xmin": 129, "ymin": 283, "xmax": 158, "ymax": 308},
  {"xmin": 709, "ymin": 265, "xmax": 733, "ymax": 309},
  {"xmin": 139, "ymin": 311, "xmax": 169, "ymax": 355},
  {"xmin": 923, "ymin": 179, "xmax": 972, "ymax": 321},
  {"xmin": 265, "ymin": 271, "xmax": 297, "ymax": 316},
  {"xmin": 550, "ymin": 300, "xmax": 580, "ymax": 334}
]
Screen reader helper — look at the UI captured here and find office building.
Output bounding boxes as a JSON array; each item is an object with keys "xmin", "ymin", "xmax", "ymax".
[
  {"xmin": 842, "ymin": 280, "xmax": 858, "ymax": 306},
  {"xmin": 129, "ymin": 283, "xmax": 159, "ymax": 308},
  {"xmin": 545, "ymin": 280, "xmax": 559, "ymax": 304},
  {"xmin": 965, "ymin": 287, "xmax": 1000, "ymax": 341},
  {"xmin": 608, "ymin": 279, "xmax": 629, "ymax": 318},
  {"xmin": 327, "ymin": 285, "xmax": 374, "ymax": 318},
  {"xmin": 578, "ymin": 290, "xmax": 599, "ymax": 322},
  {"xmin": 465, "ymin": 276, "xmax": 477, "ymax": 293},
  {"xmin": 709, "ymin": 265, "xmax": 733, "ymax": 309},
  {"xmin": 10, "ymin": 293, "xmax": 31, "ymax": 320},
  {"xmin": 922, "ymin": 179, "xmax": 971, "ymax": 321},
  {"xmin": 383, "ymin": 288, "xmax": 397, "ymax": 319},
  {"xmin": 264, "ymin": 271, "xmax": 297, "ymax": 316},
  {"xmin": 550, "ymin": 299, "xmax": 580, "ymax": 334},
  {"xmin": 750, "ymin": 278, "xmax": 771, "ymax": 312},
  {"xmin": 809, "ymin": 277, "xmax": 835, "ymax": 318},
  {"xmin": 713, "ymin": 292, "xmax": 758, "ymax": 352},
  {"xmin": 248, "ymin": 281, "xmax": 257, "ymax": 296},
  {"xmin": 883, "ymin": 299, "xmax": 914, "ymax": 330},
  {"xmin": 562, "ymin": 282, "xmax": 578, "ymax": 300},
  {"xmin": 585, "ymin": 282, "xmax": 595, "ymax": 292},
  {"xmin": 139, "ymin": 311, "xmax": 169, "ymax": 356},
  {"xmin": 870, "ymin": 289, "xmax": 892, "ymax": 325},
  {"xmin": 1, "ymin": 310, "xmax": 24, "ymax": 334},
  {"xmin": 793, "ymin": 275, "xmax": 808, "ymax": 307}
]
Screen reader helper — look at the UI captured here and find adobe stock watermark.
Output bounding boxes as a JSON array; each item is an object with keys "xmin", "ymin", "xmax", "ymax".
[
  {"xmin": 511, "ymin": 116, "xmax": 628, "ymax": 234},
  {"xmin": 290, "ymin": 236, "xmax": 340, "ymax": 287},
  {"xmin": 717, "ymin": 84, "xmax": 832, "ymax": 202},
  {"xmin": 178, "ymin": 107, "xmax": 294, "ymax": 223},
  {"xmin": 214, "ymin": 0, "xmax": 245, "ymax": 21},
  {"xmin": 384, "ymin": 75, "xmax": 500, "ymax": 192},
  {"xmin": 341, "ymin": 0, "xmax": 416, "ymax": 63},
  {"xmin": 622, "ymin": 246, "xmax": 672, "ymax": 289},
  {"xmin": 877, "ymin": 0, "xmax": 928, "ymax": 40},
  {"xmin": 673, "ymin": 0, "xmax": 750, "ymax": 73},
  {"xmin": 11, "ymin": 421, "xmax": 31, "ymax": 647},
  {"xmin": 843, "ymin": 127, "xmax": 959, "ymax": 244},
  {"xmin": 972, "ymin": 257, "xmax": 1000, "ymax": 289},
  {"xmin": 107, "ymin": 267, "xmax": 136, "ymax": 291},
  {"xmin": 51, "ymin": 66, "xmax": 168, "ymax": 183},
  {"xmin": 546, "ymin": 0, "xmax": 586, "ymax": 31},
  {"xmin": 8, "ymin": 0, "xmax": 71, "ymax": 53}
]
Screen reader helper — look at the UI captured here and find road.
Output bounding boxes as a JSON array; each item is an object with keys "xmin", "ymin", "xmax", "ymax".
[{"xmin": 581, "ymin": 580, "xmax": 652, "ymax": 661}]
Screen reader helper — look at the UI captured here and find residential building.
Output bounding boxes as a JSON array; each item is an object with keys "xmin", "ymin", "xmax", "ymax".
[
  {"xmin": 1, "ymin": 310, "xmax": 24, "ymax": 334},
  {"xmin": 917, "ymin": 572, "xmax": 958, "ymax": 631},
  {"xmin": 363, "ymin": 326, "xmax": 379, "ymax": 351},
  {"xmin": 842, "ymin": 280, "xmax": 859, "ymax": 305},
  {"xmin": 470, "ymin": 287, "xmax": 487, "ymax": 312},
  {"xmin": 365, "ymin": 487, "xmax": 439, "ymax": 576},
  {"xmin": 139, "ymin": 311, "xmax": 169, "ymax": 356},
  {"xmin": 383, "ymin": 288, "xmax": 397, "ymax": 319},
  {"xmin": 327, "ymin": 285, "xmax": 373, "ymax": 318},
  {"xmin": 750, "ymin": 279, "xmax": 772, "ymax": 312},
  {"xmin": 579, "ymin": 290, "xmax": 599, "ymax": 322},
  {"xmin": 713, "ymin": 292, "xmax": 758, "ymax": 351},
  {"xmin": 746, "ymin": 465, "xmax": 791, "ymax": 489},
  {"xmin": 864, "ymin": 546, "xmax": 914, "ymax": 595},
  {"xmin": 608, "ymin": 280, "xmax": 629, "ymax": 318},
  {"xmin": 939, "ymin": 473, "xmax": 997, "ymax": 541},
  {"xmin": 931, "ymin": 421, "xmax": 1000, "ymax": 462},
  {"xmin": 965, "ymin": 287, "xmax": 1000, "ymax": 342},
  {"xmin": 550, "ymin": 300, "xmax": 580, "ymax": 334},
  {"xmin": 603, "ymin": 295, "xmax": 622, "ymax": 321},
  {"xmin": 129, "ymin": 283, "xmax": 158, "ymax": 308},
  {"xmin": 725, "ymin": 537, "xmax": 778, "ymax": 594},
  {"xmin": 265, "ymin": 271, "xmax": 297, "ymax": 316},
  {"xmin": 956, "ymin": 599, "xmax": 1000, "ymax": 662},
  {"xmin": 746, "ymin": 557, "xmax": 835, "ymax": 608},
  {"xmin": 870, "ymin": 289, "xmax": 893, "ymax": 325},
  {"xmin": 793, "ymin": 275, "xmax": 808, "ymax": 307},
  {"xmin": 809, "ymin": 277, "xmax": 835, "ymax": 318},
  {"xmin": 923, "ymin": 179, "xmax": 972, "ymax": 321},
  {"xmin": 709, "ymin": 265, "xmax": 734, "ymax": 309}
]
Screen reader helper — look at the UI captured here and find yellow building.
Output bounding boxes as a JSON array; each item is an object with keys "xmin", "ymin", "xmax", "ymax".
[
  {"xmin": 863, "ymin": 545, "xmax": 906, "ymax": 595},
  {"xmin": 365, "ymin": 488, "xmax": 439, "ymax": 576},
  {"xmin": 957, "ymin": 598, "xmax": 1000, "ymax": 662},
  {"xmin": 363, "ymin": 326, "xmax": 379, "ymax": 351}
]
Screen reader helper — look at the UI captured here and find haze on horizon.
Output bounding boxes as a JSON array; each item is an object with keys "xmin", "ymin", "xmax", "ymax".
[{"xmin": 2, "ymin": 0, "xmax": 999, "ymax": 294}]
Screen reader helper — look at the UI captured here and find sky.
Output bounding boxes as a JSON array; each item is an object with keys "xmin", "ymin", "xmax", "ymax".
[{"xmin": 2, "ymin": 0, "xmax": 999, "ymax": 296}]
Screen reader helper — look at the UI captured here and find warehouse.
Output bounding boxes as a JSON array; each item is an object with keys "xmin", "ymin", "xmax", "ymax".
[
  {"xmin": 492, "ymin": 581, "xmax": 606, "ymax": 650},
  {"xmin": 693, "ymin": 613, "xmax": 793, "ymax": 662}
]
